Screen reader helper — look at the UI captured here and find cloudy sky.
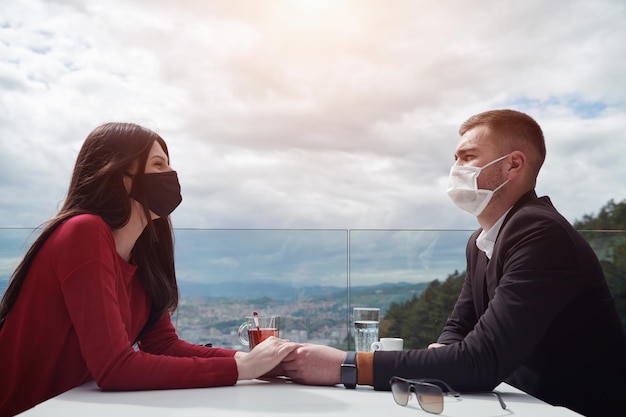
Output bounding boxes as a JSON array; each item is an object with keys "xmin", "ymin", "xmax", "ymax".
[{"xmin": 1, "ymin": 0, "xmax": 625, "ymax": 232}]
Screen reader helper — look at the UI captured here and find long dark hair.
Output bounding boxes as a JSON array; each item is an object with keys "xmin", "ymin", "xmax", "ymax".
[{"xmin": 0, "ymin": 122, "xmax": 179, "ymax": 331}]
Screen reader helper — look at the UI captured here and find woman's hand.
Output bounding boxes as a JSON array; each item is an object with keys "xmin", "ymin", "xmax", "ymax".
[{"xmin": 234, "ymin": 336, "xmax": 299, "ymax": 380}]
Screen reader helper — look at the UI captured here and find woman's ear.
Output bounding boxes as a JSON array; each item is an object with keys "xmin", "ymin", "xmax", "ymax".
[{"xmin": 123, "ymin": 173, "xmax": 133, "ymax": 194}]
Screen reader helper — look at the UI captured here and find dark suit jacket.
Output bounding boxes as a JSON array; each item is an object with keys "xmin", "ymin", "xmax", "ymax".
[{"xmin": 373, "ymin": 191, "xmax": 626, "ymax": 417}]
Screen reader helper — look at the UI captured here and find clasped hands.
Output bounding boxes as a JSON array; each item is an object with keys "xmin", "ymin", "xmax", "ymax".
[
  {"xmin": 237, "ymin": 337, "xmax": 446, "ymax": 385},
  {"xmin": 234, "ymin": 337, "xmax": 345, "ymax": 385}
]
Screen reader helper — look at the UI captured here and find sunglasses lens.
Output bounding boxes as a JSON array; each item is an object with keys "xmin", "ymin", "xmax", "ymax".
[
  {"xmin": 391, "ymin": 380, "xmax": 410, "ymax": 406},
  {"xmin": 416, "ymin": 384, "xmax": 444, "ymax": 414}
]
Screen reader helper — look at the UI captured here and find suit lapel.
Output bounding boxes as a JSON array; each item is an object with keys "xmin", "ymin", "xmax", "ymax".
[
  {"xmin": 476, "ymin": 190, "xmax": 538, "ymax": 310},
  {"xmin": 475, "ymin": 251, "xmax": 489, "ymax": 316},
  {"xmin": 471, "ymin": 190, "xmax": 539, "ymax": 317}
]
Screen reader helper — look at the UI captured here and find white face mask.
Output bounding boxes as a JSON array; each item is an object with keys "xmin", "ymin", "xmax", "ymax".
[{"xmin": 446, "ymin": 153, "xmax": 510, "ymax": 216}]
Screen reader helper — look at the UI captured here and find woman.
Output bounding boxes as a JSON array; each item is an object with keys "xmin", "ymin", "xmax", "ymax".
[{"xmin": 0, "ymin": 123, "xmax": 297, "ymax": 416}]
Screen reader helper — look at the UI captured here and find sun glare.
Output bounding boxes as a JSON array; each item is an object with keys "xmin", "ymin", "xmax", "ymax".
[{"xmin": 280, "ymin": 0, "xmax": 355, "ymax": 31}]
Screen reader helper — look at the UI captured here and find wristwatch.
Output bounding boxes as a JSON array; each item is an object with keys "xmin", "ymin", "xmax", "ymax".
[{"xmin": 340, "ymin": 351, "xmax": 358, "ymax": 389}]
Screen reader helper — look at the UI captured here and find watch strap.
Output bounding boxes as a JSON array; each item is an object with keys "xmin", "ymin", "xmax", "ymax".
[{"xmin": 340, "ymin": 351, "xmax": 358, "ymax": 389}]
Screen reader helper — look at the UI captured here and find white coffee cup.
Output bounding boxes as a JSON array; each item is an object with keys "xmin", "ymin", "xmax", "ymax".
[{"xmin": 371, "ymin": 337, "xmax": 404, "ymax": 351}]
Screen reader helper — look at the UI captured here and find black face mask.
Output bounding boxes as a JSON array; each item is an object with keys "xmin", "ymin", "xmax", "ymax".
[{"xmin": 126, "ymin": 171, "xmax": 182, "ymax": 218}]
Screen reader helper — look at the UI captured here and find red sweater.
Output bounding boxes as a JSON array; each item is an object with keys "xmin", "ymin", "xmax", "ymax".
[{"xmin": 0, "ymin": 214, "xmax": 238, "ymax": 416}]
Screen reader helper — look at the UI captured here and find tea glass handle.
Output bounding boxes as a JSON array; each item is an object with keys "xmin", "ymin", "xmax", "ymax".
[{"xmin": 237, "ymin": 322, "xmax": 249, "ymax": 346}]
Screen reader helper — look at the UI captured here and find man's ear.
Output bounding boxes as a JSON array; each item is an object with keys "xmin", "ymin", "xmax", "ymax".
[{"xmin": 506, "ymin": 150, "xmax": 526, "ymax": 180}]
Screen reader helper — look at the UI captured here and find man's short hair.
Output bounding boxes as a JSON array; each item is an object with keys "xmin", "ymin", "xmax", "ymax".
[{"xmin": 460, "ymin": 109, "xmax": 546, "ymax": 175}]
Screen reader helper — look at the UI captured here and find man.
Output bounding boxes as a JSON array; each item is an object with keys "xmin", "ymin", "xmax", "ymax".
[{"xmin": 282, "ymin": 109, "xmax": 626, "ymax": 417}]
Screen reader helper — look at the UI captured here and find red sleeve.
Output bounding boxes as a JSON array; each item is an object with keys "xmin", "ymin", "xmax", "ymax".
[
  {"xmin": 57, "ymin": 215, "xmax": 238, "ymax": 390},
  {"xmin": 139, "ymin": 314, "xmax": 238, "ymax": 359}
]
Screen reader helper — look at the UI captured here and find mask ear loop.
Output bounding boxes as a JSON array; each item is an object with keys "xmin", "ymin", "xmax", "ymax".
[
  {"xmin": 474, "ymin": 153, "xmax": 511, "ymax": 193},
  {"xmin": 480, "ymin": 153, "xmax": 511, "ymax": 170},
  {"xmin": 492, "ymin": 179, "xmax": 509, "ymax": 193}
]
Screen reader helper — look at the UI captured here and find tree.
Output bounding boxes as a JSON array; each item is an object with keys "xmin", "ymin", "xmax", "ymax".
[
  {"xmin": 575, "ymin": 198, "xmax": 626, "ymax": 329},
  {"xmin": 381, "ymin": 271, "xmax": 464, "ymax": 349}
]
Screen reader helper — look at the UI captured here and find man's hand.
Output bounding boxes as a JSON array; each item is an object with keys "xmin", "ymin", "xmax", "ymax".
[{"xmin": 281, "ymin": 344, "xmax": 346, "ymax": 386}]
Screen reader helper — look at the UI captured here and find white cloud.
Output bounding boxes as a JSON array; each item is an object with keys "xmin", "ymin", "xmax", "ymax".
[{"xmin": 1, "ymin": 0, "xmax": 625, "ymax": 233}]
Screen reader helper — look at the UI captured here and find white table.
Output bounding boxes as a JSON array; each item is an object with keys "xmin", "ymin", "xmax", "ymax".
[{"xmin": 19, "ymin": 378, "xmax": 581, "ymax": 416}]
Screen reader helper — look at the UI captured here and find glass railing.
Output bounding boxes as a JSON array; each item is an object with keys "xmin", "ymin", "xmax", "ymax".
[
  {"xmin": 170, "ymin": 228, "xmax": 473, "ymax": 349},
  {"xmin": 1, "ymin": 228, "xmax": 624, "ymax": 350}
]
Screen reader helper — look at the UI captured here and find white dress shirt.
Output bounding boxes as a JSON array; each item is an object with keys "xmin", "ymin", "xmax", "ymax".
[{"xmin": 475, "ymin": 208, "xmax": 512, "ymax": 259}]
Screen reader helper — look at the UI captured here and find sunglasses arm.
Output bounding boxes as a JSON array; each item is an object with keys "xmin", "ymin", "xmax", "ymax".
[{"xmin": 490, "ymin": 391, "xmax": 507, "ymax": 410}]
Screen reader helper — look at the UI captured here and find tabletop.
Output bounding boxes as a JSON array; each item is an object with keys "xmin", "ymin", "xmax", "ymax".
[{"xmin": 19, "ymin": 377, "xmax": 581, "ymax": 416}]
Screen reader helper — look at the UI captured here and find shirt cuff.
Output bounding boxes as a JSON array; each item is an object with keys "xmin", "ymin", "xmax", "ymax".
[{"xmin": 356, "ymin": 352, "xmax": 374, "ymax": 385}]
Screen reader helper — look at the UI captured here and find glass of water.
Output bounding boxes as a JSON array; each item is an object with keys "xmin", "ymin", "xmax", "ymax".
[{"xmin": 353, "ymin": 307, "xmax": 380, "ymax": 352}]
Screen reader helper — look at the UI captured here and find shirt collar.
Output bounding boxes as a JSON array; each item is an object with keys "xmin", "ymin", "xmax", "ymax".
[{"xmin": 476, "ymin": 208, "xmax": 512, "ymax": 259}]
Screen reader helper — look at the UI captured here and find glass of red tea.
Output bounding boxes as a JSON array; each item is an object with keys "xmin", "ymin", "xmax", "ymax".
[{"xmin": 237, "ymin": 315, "xmax": 280, "ymax": 350}]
